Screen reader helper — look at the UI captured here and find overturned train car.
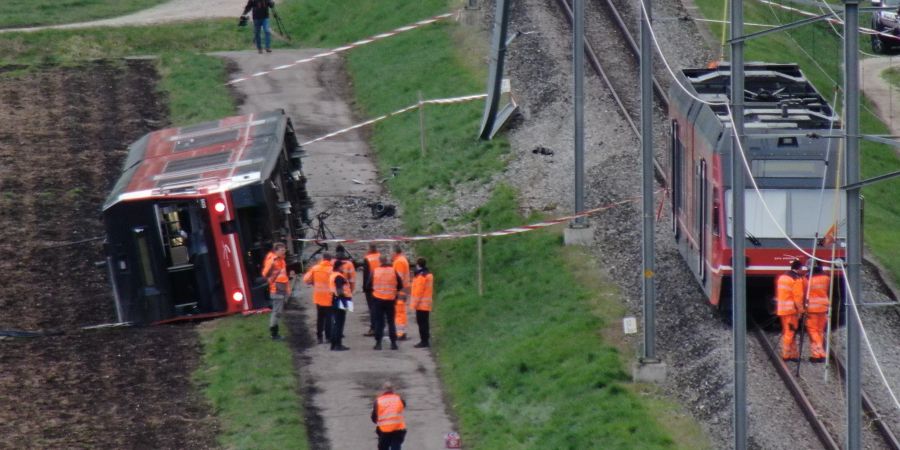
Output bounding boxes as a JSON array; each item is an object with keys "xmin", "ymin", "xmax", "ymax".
[
  {"xmin": 668, "ymin": 63, "xmax": 847, "ymax": 317},
  {"xmin": 103, "ymin": 110, "xmax": 311, "ymax": 324}
]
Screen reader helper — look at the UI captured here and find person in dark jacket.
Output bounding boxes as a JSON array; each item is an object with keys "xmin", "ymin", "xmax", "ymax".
[
  {"xmin": 241, "ymin": 0, "xmax": 275, "ymax": 53},
  {"xmin": 330, "ymin": 258, "xmax": 352, "ymax": 351}
]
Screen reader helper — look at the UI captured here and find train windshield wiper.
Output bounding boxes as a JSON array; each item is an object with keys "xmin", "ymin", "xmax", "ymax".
[{"xmin": 746, "ymin": 231, "xmax": 762, "ymax": 247}]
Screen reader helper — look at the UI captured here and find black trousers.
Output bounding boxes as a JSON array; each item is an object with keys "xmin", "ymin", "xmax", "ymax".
[
  {"xmin": 316, "ymin": 305, "xmax": 332, "ymax": 340},
  {"xmin": 415, "ymin": 310, "xmax": 430, "ymax": 344},
  {"xmin": 365, "ymin": 291, "xmax": 377, "ymax": 331},
  {"xmin": 372, "ymin": 299, "xmax": 397, "ymax": 344},
  {"xmin": 377, "ymin": 429, "xmax": 406, "ymax": 450},
  {"xmin": 331, "ymin": 302, "xmax": 347, "ymax": 348}
]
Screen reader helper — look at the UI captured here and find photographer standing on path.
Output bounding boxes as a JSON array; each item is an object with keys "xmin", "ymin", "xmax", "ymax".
[{"xmin": 241, "ymin": 0, "xmax": 275, "ymax": 54}]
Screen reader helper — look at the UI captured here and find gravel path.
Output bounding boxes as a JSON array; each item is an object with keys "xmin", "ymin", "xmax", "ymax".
[
  {"xmin": 0, "ymin": 0, "xmax": 239, "ymax": 32},
  {"xmin": 861, "ymin": 56, "xmax": 900, "ymax": 138}
]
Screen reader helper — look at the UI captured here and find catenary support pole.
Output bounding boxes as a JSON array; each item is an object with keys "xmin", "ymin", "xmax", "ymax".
[
  {"xmin": 572, "ymin": 0, "xmax": 586, "ymax": 227},
  {"xmin": 730, "ymin": 0, "xmax": 748, "ymax": 447},
  {"xmin": 640, "ymin": 0, "xmax": 656, "ymax": 361},
  {"xmin": 844, "ymin": 1, "xmax": 862, "ymax": 448}
]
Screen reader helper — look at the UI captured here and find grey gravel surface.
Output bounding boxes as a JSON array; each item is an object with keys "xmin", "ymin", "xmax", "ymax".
[{"xmin": 484, "ymin": 0, "xmax": 900, "ymax": 447}]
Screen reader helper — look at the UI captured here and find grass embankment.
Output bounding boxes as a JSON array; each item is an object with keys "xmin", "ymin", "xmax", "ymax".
[
  {"xmin": 196, "ymin": 315, "xmax": 308, "ymax": 449},
  {"xmin": 337, "ymin": 5, "xmax": 706, "ymax": 448},
  {"xmin": 0, "ymin": 0, "xmax": 168, "ymax": 29},
  {"xmin": 694, "ymin": 0, "xmax": 900, "ymax": 284},
  {"xmin": 882, "ymin": 66, "xmax": 900, "ymax": 89}
]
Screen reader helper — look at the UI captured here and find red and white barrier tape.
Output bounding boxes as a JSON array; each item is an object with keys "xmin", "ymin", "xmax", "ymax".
[
  {"xmin": 295, "ymin": 195, "xmax": 656, "ymax": 244},
  {"xmin": 300, "ymin": 93, "xmax": 487, "ymax": 146},
  {"xmin": 227, "ymin": 11, "xmax": 459, "ymax": 85}
]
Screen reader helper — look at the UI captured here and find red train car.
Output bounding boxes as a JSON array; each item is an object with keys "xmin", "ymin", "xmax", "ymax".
[
  {"xmin": 668, "ymin": 63, "xmax": 846, "ymax": 317},
  {"xmin": 102, "ymin": 110, "xmax": 311, "ymax": 324}
]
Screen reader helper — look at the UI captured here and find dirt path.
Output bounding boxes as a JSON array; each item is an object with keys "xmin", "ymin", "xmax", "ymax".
[
  {"xmin": 0, "ymin": 0, "xmax": 238, "ymax": 33},
  {"xmin": 0, "ymin": 61, "xmax": 217, "ymax": 448},
  {"xmin": 861, "ymin": 56, "xmax": 900, "ymax": 138},
  {"xmin": 220, "ymin": 49, "xmax": 456, "ymax": 450}
]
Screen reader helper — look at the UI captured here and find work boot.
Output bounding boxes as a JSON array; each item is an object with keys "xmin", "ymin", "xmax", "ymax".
[
  {"xmin": 270, "ymin": 326, "xmax": 283, "ymax": 341},
  {"xmin": 414, "ymin": 341, "xmax": 429, "ymax": 348},
  {"xmin": 374, "ymin": 342, "xmax": 383, "ymax": 350},
  {"xmin": 332, "ymin": 345, "xmax": 350, "ymax": 351},
  {"xmin": 265, "ymin": 48, "xmax": 272, "ymax": 53},
  {"xmin": 390, "ymin": 342, "xmax": 399, "ymax": 350},
  {"xmin": 258, "ymin": 48, "xmax": 263, "ymax": 54}
]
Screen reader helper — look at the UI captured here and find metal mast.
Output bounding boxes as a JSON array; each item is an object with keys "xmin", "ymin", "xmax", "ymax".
[
  {"xmin": 843, "ymin": 1, "xmax": 862, "ymax": 448},
  {"xmin": 573, "ymin": 0, "xmax": 586, "ymax": 227},
  {"xmin": 729, "ymin": 0, "xmax": 748, "ymax": 447},
  {"xmin": 640, "ymin": 0, "xmax": 657, "ymax": 362}
]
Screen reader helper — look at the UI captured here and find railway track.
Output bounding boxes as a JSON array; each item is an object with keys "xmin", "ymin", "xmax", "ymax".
[{"xmin": 753, "ymin": 321, "xmax": 900, "ymax": 450}]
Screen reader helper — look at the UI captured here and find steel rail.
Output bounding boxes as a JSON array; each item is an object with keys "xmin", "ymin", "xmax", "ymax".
[
  {"xmin": 751, "ymin": 324, "xmax": 841, "ymax": 450},
  {"xmin": 593, "ymin": 0, "xmax": 669, "ymax": 107},
  {"xmin": 554, "ymin": 0, "xmax": 639, "ymax": 137},
  {"xmin": 552, "ymin": 0, "xmax": 667, "ymax": 181},
  {"xmin": 830, "ymin": 350, "xmax": 900, "ymax": 450}
]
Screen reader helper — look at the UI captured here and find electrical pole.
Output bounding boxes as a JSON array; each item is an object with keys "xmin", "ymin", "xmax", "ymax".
[
  {"xmin": 843, "ymin": 1, "xmax": 862, "ymax": 448},
  {"xmin": 730, "ymin": 0, "xmax": 748, "ymax": 447},
  {"xmin": 640, "ymin": 0, "xmax": 656, "ymax": 363},
  {"xmin": 573, "ymin": 0, "xmax": 586, "ymax": 228}
]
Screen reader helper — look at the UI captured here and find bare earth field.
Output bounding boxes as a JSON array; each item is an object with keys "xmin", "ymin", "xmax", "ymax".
[{"xmin": 0, "ymin": 61, "xmax": 217, "ymax": 448}]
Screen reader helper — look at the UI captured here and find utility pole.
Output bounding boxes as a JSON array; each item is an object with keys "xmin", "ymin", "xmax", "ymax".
[
  {"xmin": 564, "ymin": 0, "xmax": 592, "ymax": 245},
  {"xmin": 730, "ymin": 0, "xmax": 748, "ymax": 447},
  {"xmin": 843, "ymin": 1, "xmax": 862, "ymax": 448},
  {"xmin": 632, "ymin": 0, "xmax": 666, "ymax": 384}
]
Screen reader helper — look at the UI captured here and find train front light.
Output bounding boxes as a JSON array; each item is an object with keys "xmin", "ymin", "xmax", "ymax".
[{"xmin": 232, "ymin": 290, "xmax": 244, "ymax": 303}]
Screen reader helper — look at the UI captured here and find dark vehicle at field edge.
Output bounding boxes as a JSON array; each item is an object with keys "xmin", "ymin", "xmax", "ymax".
[{"xmin": 871, "ymin": 0, "xmax": 900, "ymax": 53}]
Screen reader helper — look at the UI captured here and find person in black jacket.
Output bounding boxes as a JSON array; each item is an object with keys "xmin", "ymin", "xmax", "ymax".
[{"xmin": 241, "ymin": 0, "xmax": 275, "ymax": 53}]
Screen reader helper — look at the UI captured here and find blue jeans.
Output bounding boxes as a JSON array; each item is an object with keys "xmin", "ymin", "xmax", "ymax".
[{"xmin": 253, "ymin": 18, "xmax": 271, "ymax": 50}]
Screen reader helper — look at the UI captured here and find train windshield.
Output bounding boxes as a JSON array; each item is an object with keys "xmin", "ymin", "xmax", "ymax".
[{"xmin": 725, "ymin": 189, "xmax": 847, "ymax": 239}]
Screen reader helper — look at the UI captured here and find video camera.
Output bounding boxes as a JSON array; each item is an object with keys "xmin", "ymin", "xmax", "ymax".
[{"xmin": 238, "ymin": 15, "xmax": 248, "ymax": 27}]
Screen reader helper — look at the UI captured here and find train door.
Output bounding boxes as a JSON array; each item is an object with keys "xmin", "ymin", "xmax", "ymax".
[
  {"xmin": 697, "ymin": 159, "xmax": 708, "ymax": 282},
  {"xmin": 670, "ymin": 120, "xmax": 682, "ymax": 239},
  {"xmin": 156, "ymin": 201, "xmax": 221, "ymax": 316}
]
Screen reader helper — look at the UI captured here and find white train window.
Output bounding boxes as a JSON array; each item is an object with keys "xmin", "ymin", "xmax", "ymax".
[{"xmin": 750, "ymin": 159, "xmax": 826, "ymax": 178}]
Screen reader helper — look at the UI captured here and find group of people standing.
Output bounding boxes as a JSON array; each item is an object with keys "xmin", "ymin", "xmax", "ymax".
[
  {"xmin": 263, "ymin": 242, "xmax": 434, "ymax": 351},
  {"xmin": 776, "ymin": 258, "xmax": 833, "ymax": 363}
]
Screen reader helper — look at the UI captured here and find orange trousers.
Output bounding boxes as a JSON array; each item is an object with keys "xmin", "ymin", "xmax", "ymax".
[
  {"xmin": 805, "ymin": 313, "xmax": 827, "ymax": 359},
  {"xmin": 779, "ymin": 314, "xmax": 800, "ymax": 360},
  {"xmin": 395, "ymin": 299, "xmax": 407, "ymax": 337}
]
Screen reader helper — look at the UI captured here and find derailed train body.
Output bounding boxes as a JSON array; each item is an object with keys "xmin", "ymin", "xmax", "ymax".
[
  {"xmin": 102, "ymin": 110, "xmax": 311, "ymax": 324},
  {"xmin": 667, "ymin": 63, "xmax": 846, "ymax": 316}
]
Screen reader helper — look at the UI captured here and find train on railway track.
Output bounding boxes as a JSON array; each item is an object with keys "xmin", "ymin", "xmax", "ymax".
[
  {"xmin": 102, "ymin": 110, "xmax": 311, "ymax": 324},
  {"xmin": 667, "ymin": 63, "xmax": 846, "ymax": 318}
]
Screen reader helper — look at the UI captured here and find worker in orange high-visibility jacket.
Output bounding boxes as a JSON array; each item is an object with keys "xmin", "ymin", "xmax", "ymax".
[
  {"xmin": 328, "ymin": 258, "xmax": 353, "ymax": 351},
  {"xmin": 371, "ymin": 381, "xmax": 407, "ymax": 450},
  {"xmin": 775, "ymin": 259, "xmax": 807, "ymax": 361},
  {"xmin": 410, "ymin": 257, "xmax": 434, "ymax": 349},
  {"xmin": 365, "ymin": 255, "xmax": 404, "ymax": 350},
  {"xmin": 392, "ymin": 245, "xmax": 411, "ymax": 340},
  {"xmin": 362, "ymin": 244, "xmax": 382, "ymax": 336},
  {"xmin": 262, "ymin": 242, "xmax": 293, "ymax": 340},
  {"xmin": 335, "ymin": 244, "xmax": 357, "ymax": 293},
  {"xmin": 303, "ymin": 252, "xmax": 334, "ymax": 344},
  {"xmin": 805, "ymin": 262, "xmax": 831, "ymax": 363}
]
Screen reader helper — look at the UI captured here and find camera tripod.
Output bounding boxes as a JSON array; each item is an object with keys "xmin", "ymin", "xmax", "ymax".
[
  {"xmin": 301, "ymin": 210, "xmax": 351, "ymax": 267},
  {"xmin": 271, "ymin": 6, "xmax": 291, "ymax": 41}
]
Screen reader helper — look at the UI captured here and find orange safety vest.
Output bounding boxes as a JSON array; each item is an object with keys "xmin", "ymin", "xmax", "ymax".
[
  {"xmin": 376, "ymin": 393, "xmax": 406, "ymax": 432},
  {"xmin": 365, "ymin": 252, "xmax": 381, "ymax": 273},
  {"xmin": 410, "ymin": 272, "xmax": 434, "ymax": 311},
  {"xmin": 775, "ymin": 272, "xmax": 804, "ymax": 315},
  {"xmin": 807, "ymin": 273, "xmax": 831, "ymax": 313},
  {"xmin": 328, "ymin": 271, "xmax": 352, "ymax": 298},
  {"xmin": 372, "ymin": 266, "xmax": 399, "ymax": 301},
  {"xmin": 392, "ymin": 254, "xmax": 410, "ymax": 300},
  {"xmin": 303, "ymin": 260, "xmax": 334, "ymax": 306},
  {"xmin": 338, "ymin": 260, "xmax": 356, "ymax": 292},
  {"xmin": 262, "ymin": 251, "xmax": 290, "ymax": 294}
]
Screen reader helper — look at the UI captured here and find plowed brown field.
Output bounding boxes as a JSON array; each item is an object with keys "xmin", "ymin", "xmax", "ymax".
[{"xmin": 0, "ymin": 60, "xmax": 218, "ymax": 448}]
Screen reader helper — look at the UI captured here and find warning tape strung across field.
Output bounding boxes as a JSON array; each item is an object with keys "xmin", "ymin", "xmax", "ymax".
[
  {"xmin": 300, "ymin": 93, "xmax": 487, "ymax": 146},
  {"xmin": 226, "ymin": 11, "xmax": 459, "ymax": 85},
  {"xmin": 295, "ymin": 195, "xmax": 653, "ymax": 244}
]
